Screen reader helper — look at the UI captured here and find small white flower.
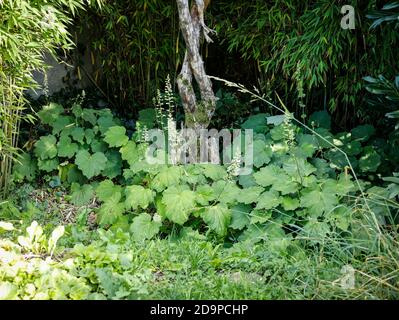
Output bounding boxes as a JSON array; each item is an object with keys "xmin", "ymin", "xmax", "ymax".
[{"xmin": 227, "ymin": 148, "xmax": 242, "ymax": 179}]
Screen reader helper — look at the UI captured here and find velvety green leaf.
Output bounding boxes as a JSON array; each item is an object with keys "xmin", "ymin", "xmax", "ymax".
[
  {"xmin": 162, "ymin": 186, "xmax": 196, "ymax": 225},
  {"xmin": 71, "ymin": 183, "xmax": 94, "ymax": 206},
  {"xmin": 253, "ymin": 165, "xmax": 284, "ymax": 187},
  {"xmin": 342, "ymin": 140, "xmax": 362, "ymax": 156},
  {"xmin": 351, "ymin": 125, "xmax": 375, "ymax": 142},
  {"xmin": 237, "ymin": 186, "xmax": 264, "ymax": 204},
  {"xmin": 312, "ymin": 158, "xmax": 334, "ymax": 178},
  {"xmin": 238, "ymin": 224, "xmax": 268, "ymax": 243},
  {"xmin": 255, "ymin": 190, "xmax": 281, "ymax": 210},
  {"xmin": 270, "ymin": 125, "xmax": 286, "ymax": 141},
  {"xmin": 195, "ymin": 184, "xmax": 216, "ymax": 206},
  {"xmin": 37, "ymin": 103, "xmax": 64, "ymax": 125},
  {"xmin": 130, "ymin": 213, "xmax": 161, "ymax": 241},
  {"xmin": 34, "ymin": 135, "xmax": 57, "ymax": 160},
  {"xmin": 85, "ymin": 128, "xmax": 95, "ymax": 144},
  {"xmin": 249, "ymin": 209, "xmax": 273, "ymax": 224},
  {"xmin": 91, "ymin": 139, "xmax": 108, "ymax": 153},
  {"xmin": 309, "ymin": 110, "xmax": 331, "ymax": 129},
  {"xmin": 326, "ymin": 206, "xmax": 352, "ymax": 231},
  {"xmin": 67, "ymin": 165, "xmax": 87, "ymax": 184},
  {"xmin": 75, "ymin": 150, "xmax": 107, "ymax": 179},
  {"xmin": 281, "ymin": 197, "xmax": 300, "ymax": 211},
  {"xmin": 57, "ymin": 135, "xmax": 79, "ymax": 158},
  {"xmin": 300, "ymin": 186, "xmax": 338, "ymax": 217},
  {"xmin": 238, "ymin": 174, "xmax": 257, "ymax": 188},
  {"xmin": 201, "ymin": 164, "xmax": 227, "ymax": 181},
  {"xmin": 252, "ymin": 139, "xmax": 272, "ymax": 168},
  {"xmin": 296, "ymin": 134, "xmax": 319, "ymax": 158},
  {"xmin": 230, "ymin": 204, "xmax": 251, "ymax": 230},
  {"xmin": 314, "ymin": 128, "xmax": 334, "ymax": 149},
  {"xmin": 125, "ymin": 185, "xmax": 155, "ymax": 210},
  {"xmin": 102, "ymin": 150, "xmax": 122, "ymax": 179},
  {"xmin": 51, "ymin": 116, "xmax": 73, "ymax": 135},
  {"xmin": 151, "ymin": 166, "xmax": 182, "ymax": 192},
  {"xmin": 301, "ymin": 218, "xmax": 330, "ymax": 241},
  {"xmin": 211, "ymin": 180, "xmax": 241, "ymax": 204},
  {"xmin": 241, "ymin": 113, "xmax": 268, "ymax": 133},
  {"xmin": 82, "ymin": 109, "xmax": 97, "ymax": 125},
  {"xmin": 96, "ymin": 180, "xmax": 122, "ymax": 202},
  {"xmin": 98, "ymin": 115, "xmax": 118, "ymax": 134},
  {"xmin": 97, "ymin": 192, "xmax": 125, "ymax": 226},
  {"xmin": 138, "ymin": 108, "xmax": 157, "ymax": 129},
  {"xmin": 71, "ymin": 127, "xmax": 85, "ymax": 144},
  {"xmin": 104, "ymin": 126, "xmax": 129, "ymax": 147},
  {"xmin": 271, "ymin": 178, "xmax": 298, "ymax": 195},
  {"xmin": 201, "ymin": 204, "xmax": 231, "ymax": 236},
  {"xmin": 359, "ymin": 146, "xmax": 381, "ymax": 172},
  {"xmin": 13, "ymin": 153, "xmax": 37, "ymax": 182},
  {"xmin": 282, "ymin": 158, "xmax": 316, "ymax": 182},
  {"xmin": 37, "ymin": 158, "xmax": 59, "ymax": 172},
  {"xmin": 120, "ymin": 141, "xmax": 140, "ymax": 166}
]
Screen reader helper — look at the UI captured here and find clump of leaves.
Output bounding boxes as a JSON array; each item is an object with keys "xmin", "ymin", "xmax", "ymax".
[{"xmin": 14, "ymin": 105, "xmax": 390, "ymax": 246}]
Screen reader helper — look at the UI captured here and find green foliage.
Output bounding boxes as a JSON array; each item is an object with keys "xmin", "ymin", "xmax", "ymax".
[
  {"xmin": 34, "ymin": 135, "xmax": 58, "ymax": 160},
  {"xmin": 71, "ymin": 183, "xmax": 94, "ymax": 206},
  {"xmin": 130, "ymin": 213, "xmax": 161, "ymax": 241},
  {"xmin": 125, "ymin": 186, "xmax": 155, "ymax": 210},
  {"xmin": 12, "ymin": 154, "xmax": 37, "ymax": 182},
  {"xmin": 201, "ymin": 204, "xmax": 231, "ymax": 236},
  {"xmin": 97, "ymin": 193, "xmax": 125, "ymax": 226},
  {"xmin": 57, "ymin": 136, "xmax": 79, "ymax": 158},
  {"xmin": 1, "ymin": 195, "xmax": 398, "ymax": 300},
  {"xmin": 31, "ymin": 104, "xmax": 122, "ymax": 181},
  {"xmin": 104, "ymin": 126, "xmax": 129, "ymax": 148},
  {"xmin": 0, "ymin": 0, "xmax": 99, "ymax": 197},
  {"xmin": 209, "ymin": 0, "xmax": 399, "ymax": 130},
  {"xmin": 75, "ymin": 150, "xmax": 107, "ymax": 179},
  {"xmin": 96, "ymin": 180, "xmax": 122, "ymax": 202},
  {"xmin": 13, "ymin": 105, "xmax": 393, "ymax": 245},
  {"xmin": 367, "ymin": 2, "xmax": 399, "ymax": 29},
  {"xmin": 162, "ymin": 186, "xmax": 196, "ymax": 225},
  {"xmin": 364, "ymin": 75, "xmax": 399, "ymax": 130},
  {"xmin": 78, "ymin": 0, "xmax": 182, "ymax": 109},
  {"xmin": 2, "ymin": 0, "xmax": 399, "ymax": 300}
]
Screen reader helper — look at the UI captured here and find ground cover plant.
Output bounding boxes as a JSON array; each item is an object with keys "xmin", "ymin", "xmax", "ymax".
[
  {"xmin": 0, "ymin": 0, "xmax": 399, "ymax": 300},
  {"xmin": 2, "ymin": 91, "xmax": 399, "ymax": 299}
]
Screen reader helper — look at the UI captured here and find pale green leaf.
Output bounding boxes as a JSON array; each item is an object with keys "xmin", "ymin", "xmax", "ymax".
[
  {"xmin": 57, "ymin": 135, "xmax": 78, "ymax": 158},
  {"xmin": 104, "ymin": 126, "xmax": 129, "ymax": 147},
  {"xmin": 75, "ymin": 150, "xmax": 107, "ymax": 179},
  {"xmin": 130, "ymin": 213, "xmax": 161, "ymax": 241},
  {"xmin": 125, "ymin": 185, "xmax": 155, "ymax": 210},
  {"xmin": 162, "ymin": 186, "xmax": 196, "ymax": 225},
  {"xmin": 71, "ymin": 183, "xmax": 94, "ymax": 206},
  {"xmin": 97, "ymin": 193, "xmax": 125, "ymax": 226},
  {"xmin": 255, "ymin": 190, "xmax": 281, "ymax": 210},
  {"xmin": 34, "ymin": 135, "xmax": 57, "ymax": 160},
  {"xmin": 237, "ymin": 186, "xmax": 264, "ymax": 204},
  {"xmin": 201, "ymin": 204, "xmax": 231, "ymax": 236},
  {"xmin": 95, "ymin": 180, "xmax": 122, "ymax": 202}
]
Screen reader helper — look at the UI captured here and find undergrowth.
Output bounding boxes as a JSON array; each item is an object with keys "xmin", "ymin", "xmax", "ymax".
[{"xmin": 1, "ymin": 86, "xmax": 398, "ymax": 300}]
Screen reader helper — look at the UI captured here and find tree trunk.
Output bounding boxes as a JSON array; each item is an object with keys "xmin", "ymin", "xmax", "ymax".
[{"xmin": 176, "ymin": 0, "xmax": 216, "ymax": 130}]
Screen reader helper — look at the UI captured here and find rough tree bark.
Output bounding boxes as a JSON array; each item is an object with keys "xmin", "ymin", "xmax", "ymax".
[{"xmin": 176, "ymin": 0, "xmax": 216, "ymax": 130}]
